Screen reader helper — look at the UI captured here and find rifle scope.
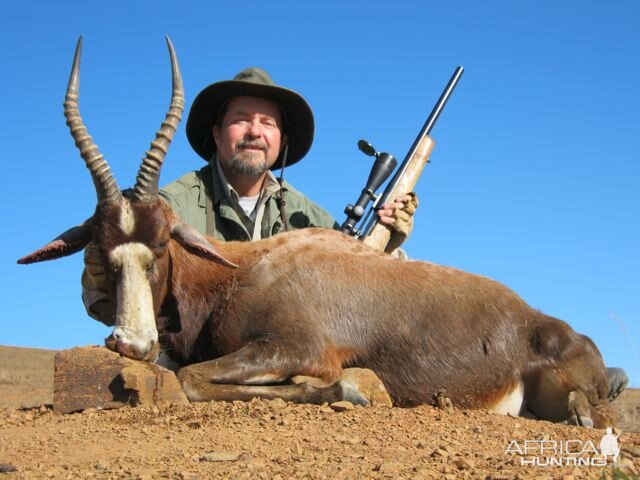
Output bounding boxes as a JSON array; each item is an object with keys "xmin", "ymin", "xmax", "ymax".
[{"xmin": 340, "ymin": 141, "xmax": 397, "ymax": 236}]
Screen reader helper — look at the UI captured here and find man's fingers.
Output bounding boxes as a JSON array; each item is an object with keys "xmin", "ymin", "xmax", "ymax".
[
  {"xmin": 377, "ymin": 215, "xmax": 394, "ymax": 225},
  {"xmin": 394, "ymin": 194, "xmax": 413, "ymax": 204},
  {"xmin": 394, "ymin": 209, "xmax": 411, "ymax": 223}
]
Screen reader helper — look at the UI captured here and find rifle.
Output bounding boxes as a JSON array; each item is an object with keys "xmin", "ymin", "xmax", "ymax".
[{"xmin": 340, "ymin": 67, "xmax": 464, "ymax": 252}]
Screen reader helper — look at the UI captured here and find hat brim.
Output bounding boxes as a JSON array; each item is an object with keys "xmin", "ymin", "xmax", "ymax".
[{"xmin": 186, "ymin": 80, "xmax": 314, "ymax": 169}]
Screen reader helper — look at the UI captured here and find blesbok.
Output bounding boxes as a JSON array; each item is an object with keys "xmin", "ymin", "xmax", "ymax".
[{"xmin": 19, "ymin": 37, "xmax": 615, "ymax": 427}]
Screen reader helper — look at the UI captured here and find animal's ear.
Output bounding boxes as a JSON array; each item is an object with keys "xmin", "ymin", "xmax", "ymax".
[
  {"xmin": 17, "ymin": 223, "xmax": 93, "ymax": 264},
  {"xmin": 170, "ymin": 223, "xmax": 238, "ymax": 269}
]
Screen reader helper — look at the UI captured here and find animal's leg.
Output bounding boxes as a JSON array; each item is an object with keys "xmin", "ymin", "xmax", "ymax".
[
  {"xmin": 177, "ymin": 377, "xmax": 368, "ymax": 405},
  {"xmin": 525, "ymin": 366, "xmax": 613, "ymax": 428},
  {"xmin": 178, "ymin": 341, "xmax": 338, "ymax": 386},
  {"xmin": 177, "ymin": 341, "xmax": 363, "ymax": 404},
  {"xmin": 568, "ymin": 389, "xmax": 618, "ymax": 429},
  {"xmin": 567, "ymin": 389, "xmax": 594, "ymax": 428}
]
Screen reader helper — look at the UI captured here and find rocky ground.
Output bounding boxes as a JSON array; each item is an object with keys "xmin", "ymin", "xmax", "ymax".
[
  {"xmin": 1, "ymin": 400, "xmax": 640, "ymax": 479},
  {"xmin": 1, "ymin": 346, "xmax": 639, "ymax": 479}
]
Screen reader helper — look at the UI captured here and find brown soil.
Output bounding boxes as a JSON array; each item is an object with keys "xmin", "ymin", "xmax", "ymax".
[
  {"xmin": 1, "ymin": 346, "xmax": 639, "ymax": 479},
  {"xmin": 1, "ymin": 401, "xmax": 640, "ymax": 479}
]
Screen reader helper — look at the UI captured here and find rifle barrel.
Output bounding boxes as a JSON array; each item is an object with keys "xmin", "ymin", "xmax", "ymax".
[
  {"xmin": 388, "ymin": 66, "xmax": 464, "ymax": 195},
  {"xmin": 360, "ymin": 66, "xmax": 464, "ymax": 239}
]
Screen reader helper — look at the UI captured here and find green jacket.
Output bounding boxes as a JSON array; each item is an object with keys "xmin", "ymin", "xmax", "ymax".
[{"xmin": 159, "ymin": 163, "xmax": 338, "ymax": 239}]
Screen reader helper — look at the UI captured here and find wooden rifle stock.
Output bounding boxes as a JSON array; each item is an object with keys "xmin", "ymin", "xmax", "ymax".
[
  {"xmin": 360, "ymin": 66, "xmax": 464, "ymax": 252},
  {"xmin": 363, "ymin": 136, "xmax": 435, "ymax": 251}
]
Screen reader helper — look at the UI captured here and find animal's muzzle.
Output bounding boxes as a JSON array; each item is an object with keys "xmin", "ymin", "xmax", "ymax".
[{"xmin": 104, "ymin": 332, "xmax": 159, "ymax": 362}]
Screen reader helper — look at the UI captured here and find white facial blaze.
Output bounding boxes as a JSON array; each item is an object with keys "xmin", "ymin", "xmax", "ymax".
[
  {"xmin": 110, "ymin": 243, "xmax": 158, "ymax": 357},
  {"xmin": 119, "ymin": 201, "xmax": 136, "ymax": 236}
]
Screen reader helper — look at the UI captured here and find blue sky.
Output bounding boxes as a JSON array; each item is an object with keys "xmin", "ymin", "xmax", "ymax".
[{"xmin": 1, "ymin": 1, "xmax": 638, "ymax": 387}]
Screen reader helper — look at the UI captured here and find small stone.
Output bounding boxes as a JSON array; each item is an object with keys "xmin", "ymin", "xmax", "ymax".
[
  {"xmin": 200, "ymin": 452, "xmax": 240, "ymax": 462},
  {"xmin": 237, "ymin": 453, "xmax": 253, "ymax": 463},
  {"xmin": 453, "ymin": 458, "xmax": 475, "ymax": 469},
  {"xmin": 269, "ymin": 398, "xmax": 287, "ymax": 410},
  {"xmin": 178, "ymin": 474, "xmax": 199, "ymax": 480},
  {"xmin": 374, "ymin": 463, "xmax": 401, "ymax": 473},
  {"xmin": 339, "ymin": 368, "xmax": 393, "ymax": 406},
  {"xmin": 413, "ymin": 465, "xmax": 431, "ymax": 474},
  {"xmin": 330, "ymin": 401, "xmax": 354, "ymax": 412},
  {"xmin": 431, "ymin": 448, "xmax": 449, "ymax": 458},
  {"xmin": 319, "ymin": 405, "xmax": 334, "ymax": 414},
  {"xmin": 0, "ymin": 464, "xmax": 17, "ymax": 473},
  {"xmin": 440, "ymin": 444, "xmax": 457, "ymax": 455},
  {"xmin": 292, "ymin": 442, "xmax": 303, "ymax": 456},
  {"xmin": 433, "ymin": 388, "xmax": 454, "ymax": 413}
]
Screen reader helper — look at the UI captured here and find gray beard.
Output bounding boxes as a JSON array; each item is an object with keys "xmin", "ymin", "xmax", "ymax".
[{"xmin": 229, "ymin": 154, "xmax": 269, "ymax": 176}]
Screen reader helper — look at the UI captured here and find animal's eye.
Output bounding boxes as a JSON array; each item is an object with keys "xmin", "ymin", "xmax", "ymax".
[{"xmin": 151, "ymin": 241, "xmax": 168, "ymax": 256}]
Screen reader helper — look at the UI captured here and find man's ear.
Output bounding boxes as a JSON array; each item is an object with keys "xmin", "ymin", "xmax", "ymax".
[{"xmin": 212, "ymin": 125, "xmax": 220, "ymax": 148}]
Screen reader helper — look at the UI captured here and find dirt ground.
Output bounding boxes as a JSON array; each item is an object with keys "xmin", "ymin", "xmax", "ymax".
[
  {"xmin": 1, "ymin": 400, "xmax": 640, "ymax": 480},
  {"xmin": 1, "ymin": 346, "xmax": 639, "ymax": 480}
]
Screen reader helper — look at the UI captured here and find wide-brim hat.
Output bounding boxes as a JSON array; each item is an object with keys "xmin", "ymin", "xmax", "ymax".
[{"xmin": 186, "ymin": 67, "xmax": 314, "ymax": 169}]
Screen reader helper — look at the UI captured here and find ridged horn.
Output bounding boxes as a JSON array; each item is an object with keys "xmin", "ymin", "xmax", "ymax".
[
  {"xmin": 132, "ymin": 36, "xmax": 185, "ymax": 202},
  {"xmin": 64, "ymin": 36, "xmax": 123, "ymax": 205}
]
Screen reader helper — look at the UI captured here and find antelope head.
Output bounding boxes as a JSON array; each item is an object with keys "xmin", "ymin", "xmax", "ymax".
[{"xmin": 18, "ymin": 37, "xmax": 236, "ymax": 361}]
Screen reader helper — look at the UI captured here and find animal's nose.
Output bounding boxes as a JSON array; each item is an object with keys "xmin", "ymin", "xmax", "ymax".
[
  {"xmin": 104, "ymin": 332, "xmax": 156, "ymax": 361},
  {"xmin": 104, "ymin": 333, "xmax": 119, "ymax": 352}
]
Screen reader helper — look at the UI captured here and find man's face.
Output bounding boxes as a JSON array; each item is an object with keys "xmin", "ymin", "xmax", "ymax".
[{"xmin": 212, "ymin": 96, "xmax": 286, "ymax": 177}]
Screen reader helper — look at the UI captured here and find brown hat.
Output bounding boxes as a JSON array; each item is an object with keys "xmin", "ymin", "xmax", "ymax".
[{"xmin": 186, "ymin": 67, "xmax": 314, "ymax": 169}]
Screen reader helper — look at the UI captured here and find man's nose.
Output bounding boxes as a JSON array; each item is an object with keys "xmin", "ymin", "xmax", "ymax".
[{"xmin": 247, "ymin": 119, "xmax": 263, "ymax": 137}]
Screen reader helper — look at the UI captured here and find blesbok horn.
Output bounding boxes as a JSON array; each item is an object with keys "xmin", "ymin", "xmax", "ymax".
[
  {"xmin": 132, "ymin": 36, "xmax": 185, "ymax": 203},
  {"xmin": 64, "ymin": 36, "xmax": 123, "ymax": 206}
]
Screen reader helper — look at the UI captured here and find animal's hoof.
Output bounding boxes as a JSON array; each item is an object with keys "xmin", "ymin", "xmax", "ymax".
[
  {"xmin": 567, "ymin": 414, "xmax": 594, "ymax": 428},
  {"xmin": 607, "ymin": 367, "xmax": 629, "ymax": 401},
  {"xmin": 337, "ymin": 380, "xmax": 370, "ymax": 407}
]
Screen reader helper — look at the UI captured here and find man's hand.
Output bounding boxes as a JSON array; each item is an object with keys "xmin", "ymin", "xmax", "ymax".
[{"xmin": 376, "ymin": 192, "xmax": 419, "ymax": 254}]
